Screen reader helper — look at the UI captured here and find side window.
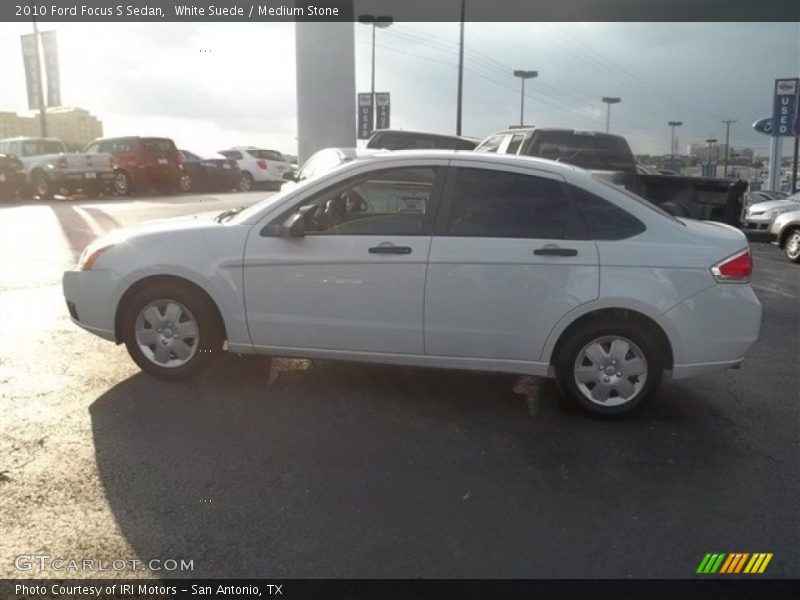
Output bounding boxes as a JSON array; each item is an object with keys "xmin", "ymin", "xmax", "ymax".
[
  {"xmin": 505, "ymin": 134, "xmax": 525, "ymax": 154},
  {"xmin": 447, "ymin": 168, "xmax": 570, "ymax": 239},
  {"xmin": 269, "ymin": 167, "xmax": 441, "ymax": 236},
  {"xmin": 475, "ymin": 135, "xmax": 505, "ymax": 153},
  {"xmin": 569, "ymin": 185, "xmax": 645, "ymax": 240},
  {"xmin": 85, "ymin": 143, "xmax": 99, "ymax": 153}
]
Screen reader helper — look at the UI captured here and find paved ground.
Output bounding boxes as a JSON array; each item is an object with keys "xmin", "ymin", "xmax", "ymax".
[{"xmin": 0, "ymin": 193, "xmax": 797, "ymax": 579}]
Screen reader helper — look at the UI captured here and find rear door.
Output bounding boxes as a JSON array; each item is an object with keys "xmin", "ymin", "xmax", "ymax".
[{"xmin": 424, "ymin": 161, "xmax": 600, "ymax": 363}]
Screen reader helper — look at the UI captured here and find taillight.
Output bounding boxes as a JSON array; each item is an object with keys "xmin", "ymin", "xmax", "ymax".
[
  {"xmin": 256, "ymin": 159, "xmax": 268, "ymax": 170},
  {"xmin": 57, "ymin": 156, "xmax": 67, "ymax": 168},
  {"xmin": 711, "ymin": 249, "xmax": 752, "ymax": 283}
]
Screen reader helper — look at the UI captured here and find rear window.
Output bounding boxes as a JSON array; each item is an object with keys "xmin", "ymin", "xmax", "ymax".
[
  {"xmin": 143, "ymin": 138, "xmax": 177, "ymax": 153},
  {"xmin": 368, "ymin": 133, "xmax": 475, "ymax": 151},
  {"xmin": 529, "ymin": 132, "xmax": 634, "ymax": 171},
  {"xmin": 247, "ymin": 149, "xmax": 285, "ymax": 161},
  {"xmin": 20, "ymin": 140, "xmax": 63, "ymax": 156},
  {"xmin": 220, "ymin": 150, "xmax": 243, "ymax": 160}
]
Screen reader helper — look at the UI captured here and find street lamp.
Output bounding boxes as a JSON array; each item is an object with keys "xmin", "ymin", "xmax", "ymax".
[
  {"xmin": 358, "ymin": 14, "xmax": 393, "ymax": 132},
  {"xmin": 668, "ymin": 121, "xmax": 683, "ymax": 168},
  {"xmin": 721, "ymin": 119, "xmax": 737, "ymax": 177},
  {"xmin": 601, "ymin": 97, "xmax": 621, "ymax": 133},
  {"xmin": 512, "ymin": 70, "xmax": 537, "ymax": 127}
]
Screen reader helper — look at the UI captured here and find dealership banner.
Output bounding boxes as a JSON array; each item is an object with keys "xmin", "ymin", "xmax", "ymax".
[
  {"xmin": 357, "ymin": 93, "xmax": 373, "ymax": 140},
  {"xmin": 375, "ymin": 92, "xmax": 390, "ymax": 130},
  {"xmin": 772, "ymin": 78, "xmax": 800, "ymax": 137},
  {"xmin": 20, "ymin": 33, "xmax": 42, "ymax": 110},
  {"xmin": 40, "ymin": 30, "xmax": 62, "ymax": 107}
]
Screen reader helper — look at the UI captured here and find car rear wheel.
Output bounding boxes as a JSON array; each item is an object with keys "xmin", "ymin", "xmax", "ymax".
[
  {"xmin": 32, "ymin": 172, "xmax": 53, "ymax": 200},
  {"xmin": 238, "ymin": 172, "xmax": 254, "ymax": 192},
  {"xmin": 113, "ymin": 170, "xmax": 132, "ymax": 196},
  {"xmin": 555, "ymin": 320, "xmax": 663, "ymax": 417},
  {"xmin": 784, "ymin": 229, "xmax": 800, "ymax": 263},
  {"xmin": 178, "ymin": 172, "xmax": 192, "ymax": 193},
  {"xmin": 121, "ymin": 282, "xmax": 224, "ymax": 380}
]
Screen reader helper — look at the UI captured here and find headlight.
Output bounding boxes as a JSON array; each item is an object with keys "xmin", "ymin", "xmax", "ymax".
[
  {"xmin": 767, "ymin": 207, "xmax": 793, "ymax": 218},
  {"xmin": 78, "ymin": 242, "xmax": 114, "ymax": 270}
]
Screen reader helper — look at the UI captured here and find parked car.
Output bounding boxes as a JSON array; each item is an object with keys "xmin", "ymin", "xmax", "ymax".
[
  {"xmin": 366, "ymin": 129, "xmax": 478, "ymax": 151},
  {"xmin": 177, "ymin": 150, "xmax": 240, "ymax": 193},
  {"xmin": 0, "ymin": 153, "xmax": 27, "ymax": 201},
  {"xmin": 63, "ymin": 151, "xmax": 761, "ymax": 417},
  {"xmin": 83, "ymin": 136, "xmax": 184, "ymax": 196},
  {"xmin": 0, "ymin": 137, "xmax": 114, "ymax": 199},
  {"xmin": 741, "ymin": 192, "xmax": 800, "ymax": 231},
  {"xmin": 769, "ymin": 208, "xmax": 800, "ymax": 262},
  {"xmin": 285, "ymin": 147, "xmax": 384, "ymax": 185},
  {"xmin": 477, "ymin": 128, "xmax": 747, "ymax": 224},
  {"xmin": 218, "ymin": 147, "xmax": 290, "ymax": 191}
]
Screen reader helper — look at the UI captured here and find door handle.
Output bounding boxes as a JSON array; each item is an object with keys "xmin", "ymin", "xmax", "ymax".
[
  {"xmin": 533, "ymin": 246, "xmax": 578, "ymax": 257},
  {"xmin": 369, "ymin": 245, "xmax": 412, "ymax": 255}
]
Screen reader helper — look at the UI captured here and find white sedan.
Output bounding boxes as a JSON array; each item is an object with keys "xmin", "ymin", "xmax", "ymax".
[{"xmin": 63, "ymin": 151, "xmax": 762, "ymax": 417}]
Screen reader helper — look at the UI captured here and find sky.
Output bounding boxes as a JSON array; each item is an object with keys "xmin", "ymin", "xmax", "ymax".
[{"xmin": 0, "ymin": 21, "xmax": 798, "ymax": 158}]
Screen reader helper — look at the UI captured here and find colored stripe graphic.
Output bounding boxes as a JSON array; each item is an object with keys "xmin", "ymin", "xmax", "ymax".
[{"xmin": 700, "ymin": 552, "xmax": 774, "ymax": 574}]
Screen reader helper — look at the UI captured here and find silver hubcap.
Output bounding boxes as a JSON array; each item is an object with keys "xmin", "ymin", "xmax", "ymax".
[
  {"xmin": 786, "ymin": 233, "xmax": 800, "ymax": 259},
  {"xmin": 179, "ymin": 174, "xmax": 191, "ymax": 191},
  {"xmin": 135, "ymin": 300, "xmax": 199, "ymax": 368},
  {"xmin": 114, "ymin": 173, "xmax": 129, "ymax": 194},
  {"xmin": 573, "ymin": 335, "xmax": 648, "ymax": 407},
  {"xmin": 240, "ymin": 175, "xmax": 251, "ymax": 191}
]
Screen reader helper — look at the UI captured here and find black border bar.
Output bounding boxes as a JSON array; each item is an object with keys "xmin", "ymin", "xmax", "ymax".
[
  {"xmin": 2, "ymin": 579, "xmax": 799, "ymax": 600},
  {"xmin": 1, "ymin": 0, "xmax": 799, "ymax": 22}
]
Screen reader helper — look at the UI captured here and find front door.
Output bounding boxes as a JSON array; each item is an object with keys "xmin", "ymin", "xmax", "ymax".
[{"xmin": 243, "ymin": 164, "xmax": 444, "ymax": 355}]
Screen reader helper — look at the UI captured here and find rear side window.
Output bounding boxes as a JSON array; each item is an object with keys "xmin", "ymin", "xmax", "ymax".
[
  {"xmin": 220, "ymin": 150, "xmax": 243, "ymax": 160},
  {"xmin": 569, "ymin": 185, "xmax": 645, "ymax": 240},
  {"xmin": 447, "ymin": 168, "xmax": 570, "ymax": 239},
  {"xmin": 247, "ymin": 149, "xmax": 284, "ymax": 161},
  {"xmin": 103, "ymin": 139, "xmax": 135, "ymax": 154},
  {"xmin": 143, "ymin": 138, "xmax": 177, "ymax": 153}
]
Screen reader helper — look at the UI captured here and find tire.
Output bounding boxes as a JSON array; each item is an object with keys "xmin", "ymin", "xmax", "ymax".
[
  {"xmin": 554, "ymin": 320, "xmax": 664, "ymax": 417},
  {"xmin": 120, "ymin": 282, "xmax": 224, "ymax": 380},
  {"xmin": 31, "ymin": 171, "xmax": 53, "ymax": 200},
  {"xmin": 783, "ymin": 228, "xmax": 800, "ymax": 263},
  {"xmin": 113, "ymin": 170, "xmax": 132, "ymax": 196},
  {"xmin": 238, "ymin": 172, "xmax": 254, "ymax": 192},
  {"xmin": 178, "ymin": 172, "xmax": 192, "ymax": 193}
]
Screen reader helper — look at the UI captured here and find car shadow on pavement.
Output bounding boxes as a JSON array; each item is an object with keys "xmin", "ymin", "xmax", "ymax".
[{"xmin": 87, "ymin": 354, "xmax": 765, "ymax": 578}]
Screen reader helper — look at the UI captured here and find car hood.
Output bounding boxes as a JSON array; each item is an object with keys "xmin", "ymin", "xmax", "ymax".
[{"xmin": 746, "ymin": 198, "xmax": 800, "ymax": 213}]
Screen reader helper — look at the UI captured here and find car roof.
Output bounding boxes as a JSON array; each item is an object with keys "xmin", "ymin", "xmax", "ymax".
[
  {"xmin": 483, "ymin": 127, "xmax": 627, "ymax": 141},
  {"xmin": 345, "ymin": 148, "xmax": 581, "ymax": 176}
]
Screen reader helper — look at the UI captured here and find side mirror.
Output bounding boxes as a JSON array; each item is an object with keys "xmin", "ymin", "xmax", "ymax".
[
  {"xmin": 280, "ymin": 205, "xmax": 316, "ymax": 238},
  {"xmin": 283, "ymin": 170, "xmax": 298, "ymax": 182}
]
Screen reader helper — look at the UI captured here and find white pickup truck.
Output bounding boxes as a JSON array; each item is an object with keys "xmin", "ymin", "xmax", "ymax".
[{"xmin": 0, "ymin": 137, "xmax": 115, "ymax": 199}]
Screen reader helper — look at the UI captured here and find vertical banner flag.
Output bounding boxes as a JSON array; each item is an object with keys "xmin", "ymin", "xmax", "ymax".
[
  {"xmin": 357, "ymin": 93, "xmax": 374, "ymax": 140},
  {"xmin": 772, "ymin": 78, "xmax": 799, "ymax": 136},
  {"xmin": 375, "ymin": 93, "xmax": 390, "ymax": 130},
  {"xmin": 20, "ymin": 33, "xmax": 42, "ymax": 110},
  {"xmin": 41, "ymin": 30, "xmax": 61, "ymax": 107}
]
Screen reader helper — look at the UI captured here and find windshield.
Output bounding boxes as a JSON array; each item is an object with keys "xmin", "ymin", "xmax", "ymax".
[{"xmin": 592, "ymin": 173, "xmax": 684, "ymax": 224}]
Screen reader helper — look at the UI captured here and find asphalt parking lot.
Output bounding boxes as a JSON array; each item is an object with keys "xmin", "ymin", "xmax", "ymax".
[{"xmin": 0, "ymin": 194, "xmax": 797, "ymax": 578}]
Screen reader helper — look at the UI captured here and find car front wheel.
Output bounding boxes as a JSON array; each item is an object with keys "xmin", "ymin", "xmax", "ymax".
[
  {"xmin": 784, "ymin": 228, "xmax": 800, "ymax": 263},
  {"xmin": 555, "ymin": 320, "xmax": 663, "ymax": 417},
  {"xmin": 121, "ymin": 282, "xmax": 223, "ymax": 380}
]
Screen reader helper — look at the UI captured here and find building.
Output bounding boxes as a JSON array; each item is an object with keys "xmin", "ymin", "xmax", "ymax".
[
  {"xmin": 688, "ymin": 142, "xmax": 755, "ymax": 164},
  {"xmin": 0, "ymin": 107, "xmax": 102, "ymax": 150}
]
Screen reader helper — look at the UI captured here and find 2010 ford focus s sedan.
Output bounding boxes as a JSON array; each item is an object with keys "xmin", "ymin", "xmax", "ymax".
[{"xmin": 63, "ymin": 151, "xmax": 762, "ymax": 416}]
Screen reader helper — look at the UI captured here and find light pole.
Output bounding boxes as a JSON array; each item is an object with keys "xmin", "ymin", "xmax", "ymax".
[
  {"xmin": 512, "ymin": 70, "xmax": 537, "ymax": 127},
  {"xmin": 358, "ymin": 14, "xmax": 393, "ymax": 132},
  {"xmin": 721, "ymin": 119, "xmax": 736, "ymax": 177},
  {"xmin": 601, "ymin": 97, "xmax": 621, "ymax": 133},
  {"xmin": 706, "ymin": 138, "xmax": 718, "ymax": 175},
  {"xmin": 668, "ymin": 121, "xmax": 682, "ymax": 168},
  {"xmin": 456, "ymin": 0, "xmax": 465, "ymax": 135}
]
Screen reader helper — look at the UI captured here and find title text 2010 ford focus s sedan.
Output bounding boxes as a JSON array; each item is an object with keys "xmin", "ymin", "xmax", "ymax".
[{"xmin": 63, "ymin": 151, "xmax": 761, "ymax": 416}]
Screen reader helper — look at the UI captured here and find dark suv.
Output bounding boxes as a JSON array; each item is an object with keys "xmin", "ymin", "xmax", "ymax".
[{"xmin": 84, "ymin": 136, "xmax": 184, "ymax": 195}]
